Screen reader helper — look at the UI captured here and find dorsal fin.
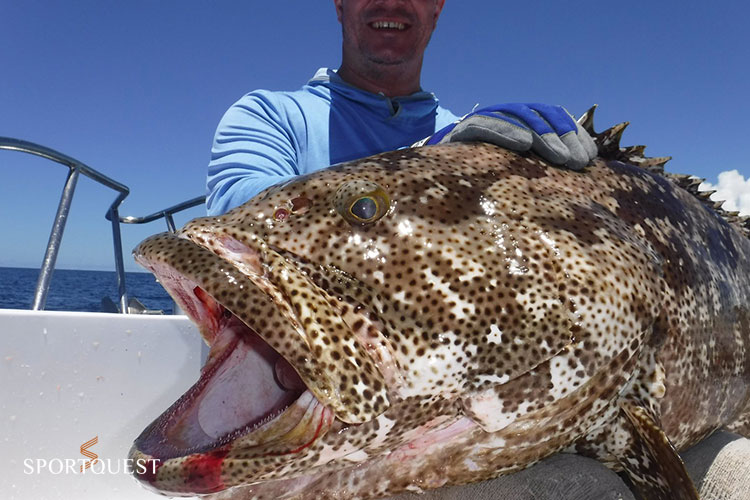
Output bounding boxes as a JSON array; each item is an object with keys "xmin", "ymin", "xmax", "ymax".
[
  {"xmin": 578, "ymin": 106, "xmax": 749, "ymax": 240},
  {"xmin": 578, "ymin": 104, "xmax": 597, "ymax": 135},
  {"xmin": 577, "ymin": 105, "xmax": 669, "ymax": 168}
]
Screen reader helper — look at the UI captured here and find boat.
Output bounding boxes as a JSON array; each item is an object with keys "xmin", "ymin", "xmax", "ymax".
[{"xmin": 1, "ymin": 138, "xmax": 205, "ymax": 499}]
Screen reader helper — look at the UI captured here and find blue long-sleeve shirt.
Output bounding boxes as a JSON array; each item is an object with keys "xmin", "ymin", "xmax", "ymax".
[{"xmin": 206, "ymin": 68, "xmax": 459, "ymax": 215}]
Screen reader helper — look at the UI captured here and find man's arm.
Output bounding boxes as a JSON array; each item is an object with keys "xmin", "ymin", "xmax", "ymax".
[{"xmin": 207, "ymin": 92, "xmax": 301, "ymax": 216}]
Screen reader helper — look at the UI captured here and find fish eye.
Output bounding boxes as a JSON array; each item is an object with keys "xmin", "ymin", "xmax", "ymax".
[
  {"xmin": 350, "ymin": 196, "xmax": 378, "ymax": 221},
  {"xmin": 334, "ymin": 180, "xmax": 390, "ymax": 225}
]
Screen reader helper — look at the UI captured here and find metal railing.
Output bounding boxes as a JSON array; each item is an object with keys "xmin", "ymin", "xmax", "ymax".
[
  {"xmin": 0, "ymin": 136, "xmax": 205, "ymax": 313},
  {"xmin": 119, "ymin": 196, "xmax": 205, "ymax": 232}
]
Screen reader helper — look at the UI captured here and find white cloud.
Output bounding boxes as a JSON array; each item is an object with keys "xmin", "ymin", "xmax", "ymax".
[{"xmin": 700, "ymin": 170, "xmax": 750, "ymax": 216}]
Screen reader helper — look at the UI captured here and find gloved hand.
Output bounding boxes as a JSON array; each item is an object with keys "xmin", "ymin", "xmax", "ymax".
[{"xmin": 420, "ymin": 103, "xmax": 598, "ymax": 171}]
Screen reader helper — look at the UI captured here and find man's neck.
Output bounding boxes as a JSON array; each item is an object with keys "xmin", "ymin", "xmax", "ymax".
[{"xmin": 337, "ymin": 61, "xmax": 423, "ymax": 98}]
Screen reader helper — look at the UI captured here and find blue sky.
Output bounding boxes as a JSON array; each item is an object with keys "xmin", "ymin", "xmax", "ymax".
[{"xmin": 1, "ymin": 1, "xmax": 749, "ymax": 271}]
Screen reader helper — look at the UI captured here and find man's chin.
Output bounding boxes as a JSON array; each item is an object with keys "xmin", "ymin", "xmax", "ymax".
[{"xmin": 364, "ymin": 49, "xmax": 415, "ymax": 67}]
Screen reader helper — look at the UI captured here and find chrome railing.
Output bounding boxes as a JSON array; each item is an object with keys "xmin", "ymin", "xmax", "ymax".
[
  {"xmin": 0, "ymin": 136, "xmax": 205, "ymax": 313},
  {"xmin": 119, "ymin": 196, "xmax": 205, "ymax": 232}
]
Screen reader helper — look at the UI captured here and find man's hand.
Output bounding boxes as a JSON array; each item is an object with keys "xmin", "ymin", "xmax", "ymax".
[{"xmin": 421, "ymin": 103, "xmax": 598, "ymax": 171}]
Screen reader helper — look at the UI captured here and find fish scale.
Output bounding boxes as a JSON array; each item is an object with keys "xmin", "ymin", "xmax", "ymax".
[{"xmin": 129, "ymin": 112, "xmax": 750, "ymax": 499}]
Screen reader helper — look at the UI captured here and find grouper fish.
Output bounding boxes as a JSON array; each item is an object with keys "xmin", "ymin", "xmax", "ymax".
[{"xmin": 129, "ymin": 108, "xmax": 750, "ymax": 500}]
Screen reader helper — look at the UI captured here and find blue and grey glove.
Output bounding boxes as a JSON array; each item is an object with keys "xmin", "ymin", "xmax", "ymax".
[{"xmin": 420, "ymin": 103, "xmax": 598, "ymax": 171}]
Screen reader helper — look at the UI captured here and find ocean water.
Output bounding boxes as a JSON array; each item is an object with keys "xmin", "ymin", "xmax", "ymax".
[{"xmin": 0, "ymin": 266, "xmax": 174, "ymax": 313}]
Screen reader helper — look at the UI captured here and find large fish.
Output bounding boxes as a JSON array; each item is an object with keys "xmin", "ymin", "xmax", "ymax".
[{"xmin": 129, "ymin": 109, "xmax": 750, "ymax": 500}]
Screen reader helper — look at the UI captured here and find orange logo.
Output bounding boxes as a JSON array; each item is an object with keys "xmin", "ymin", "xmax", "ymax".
[{"xmin": 79, "ymin": 436, "xmax": 99, "ymax": 472}]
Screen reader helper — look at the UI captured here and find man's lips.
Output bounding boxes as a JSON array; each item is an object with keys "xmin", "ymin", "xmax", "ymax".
[{"xmin": 369, "ymin": 20, "xmax": 409, "ymax": 30}]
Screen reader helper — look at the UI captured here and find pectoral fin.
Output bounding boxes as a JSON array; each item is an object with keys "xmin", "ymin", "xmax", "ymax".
[{"xmin": 617, "ymin": 399, "xmax": 699, "ymax": 500}]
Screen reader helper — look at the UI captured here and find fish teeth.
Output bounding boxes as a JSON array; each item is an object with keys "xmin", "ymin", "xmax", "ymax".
[{"xmin": 371, "ymin": 21, "xmax": 406, "ymax": 30}]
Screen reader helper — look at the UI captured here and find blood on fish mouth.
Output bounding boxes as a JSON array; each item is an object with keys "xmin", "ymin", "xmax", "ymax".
[{"xmin": 133, "ymin": 283, "xmax": 309, "ymax": 462}]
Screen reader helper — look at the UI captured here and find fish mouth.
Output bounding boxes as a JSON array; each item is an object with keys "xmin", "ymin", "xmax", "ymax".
[
  {"xmin": 128, "ymin": 235, "xmax": 327, "ymax": 494},
  {"xmin": 129, "ymin": 230, "xmax": 390, "ymax": 494},
  {"xmin": 132, "ymin": 285, "xmax": 309, "ymax": 462}
]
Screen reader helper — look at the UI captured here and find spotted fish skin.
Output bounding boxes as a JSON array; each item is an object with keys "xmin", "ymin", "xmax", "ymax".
[{"xmin": 130, "ymin": 140, "xmax": 750, "ymax": 500}]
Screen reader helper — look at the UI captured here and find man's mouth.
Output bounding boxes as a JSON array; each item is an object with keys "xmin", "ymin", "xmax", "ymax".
[{"xmin": 369, "ymin": 21, "xmax": 408, "ymax": 30}]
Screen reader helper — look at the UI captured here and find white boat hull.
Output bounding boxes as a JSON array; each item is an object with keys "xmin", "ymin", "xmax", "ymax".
[{"xmin": 1, "ymin": 309, "xmax": 202, "ymax": 499}]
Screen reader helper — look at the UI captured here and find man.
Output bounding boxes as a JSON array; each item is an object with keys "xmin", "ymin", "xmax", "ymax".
[
  {"xmin": 205, "ymin": 1, "xmax": 750, "ymax": 498},
  {"xmin": 206, "ymin": 0, "xmax": 595, "ymax": 216}
]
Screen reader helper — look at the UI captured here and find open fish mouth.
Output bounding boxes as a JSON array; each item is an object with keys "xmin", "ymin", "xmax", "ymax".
[
  {"xmin": 128, "ymin": 234, "xmax": 330, "ymax": 494},
  {"xmin": 128, "ymin": 230, "xmax": 389, "ymax": 494},
  {"xmin": 132, "ymin": 280, "xmax": 310, "ymax": 462}
]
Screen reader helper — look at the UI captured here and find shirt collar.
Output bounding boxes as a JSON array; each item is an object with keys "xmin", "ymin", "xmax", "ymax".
[{"xmin": 307, "ymin": 68, "xmax": 441, "ymax": 118}]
